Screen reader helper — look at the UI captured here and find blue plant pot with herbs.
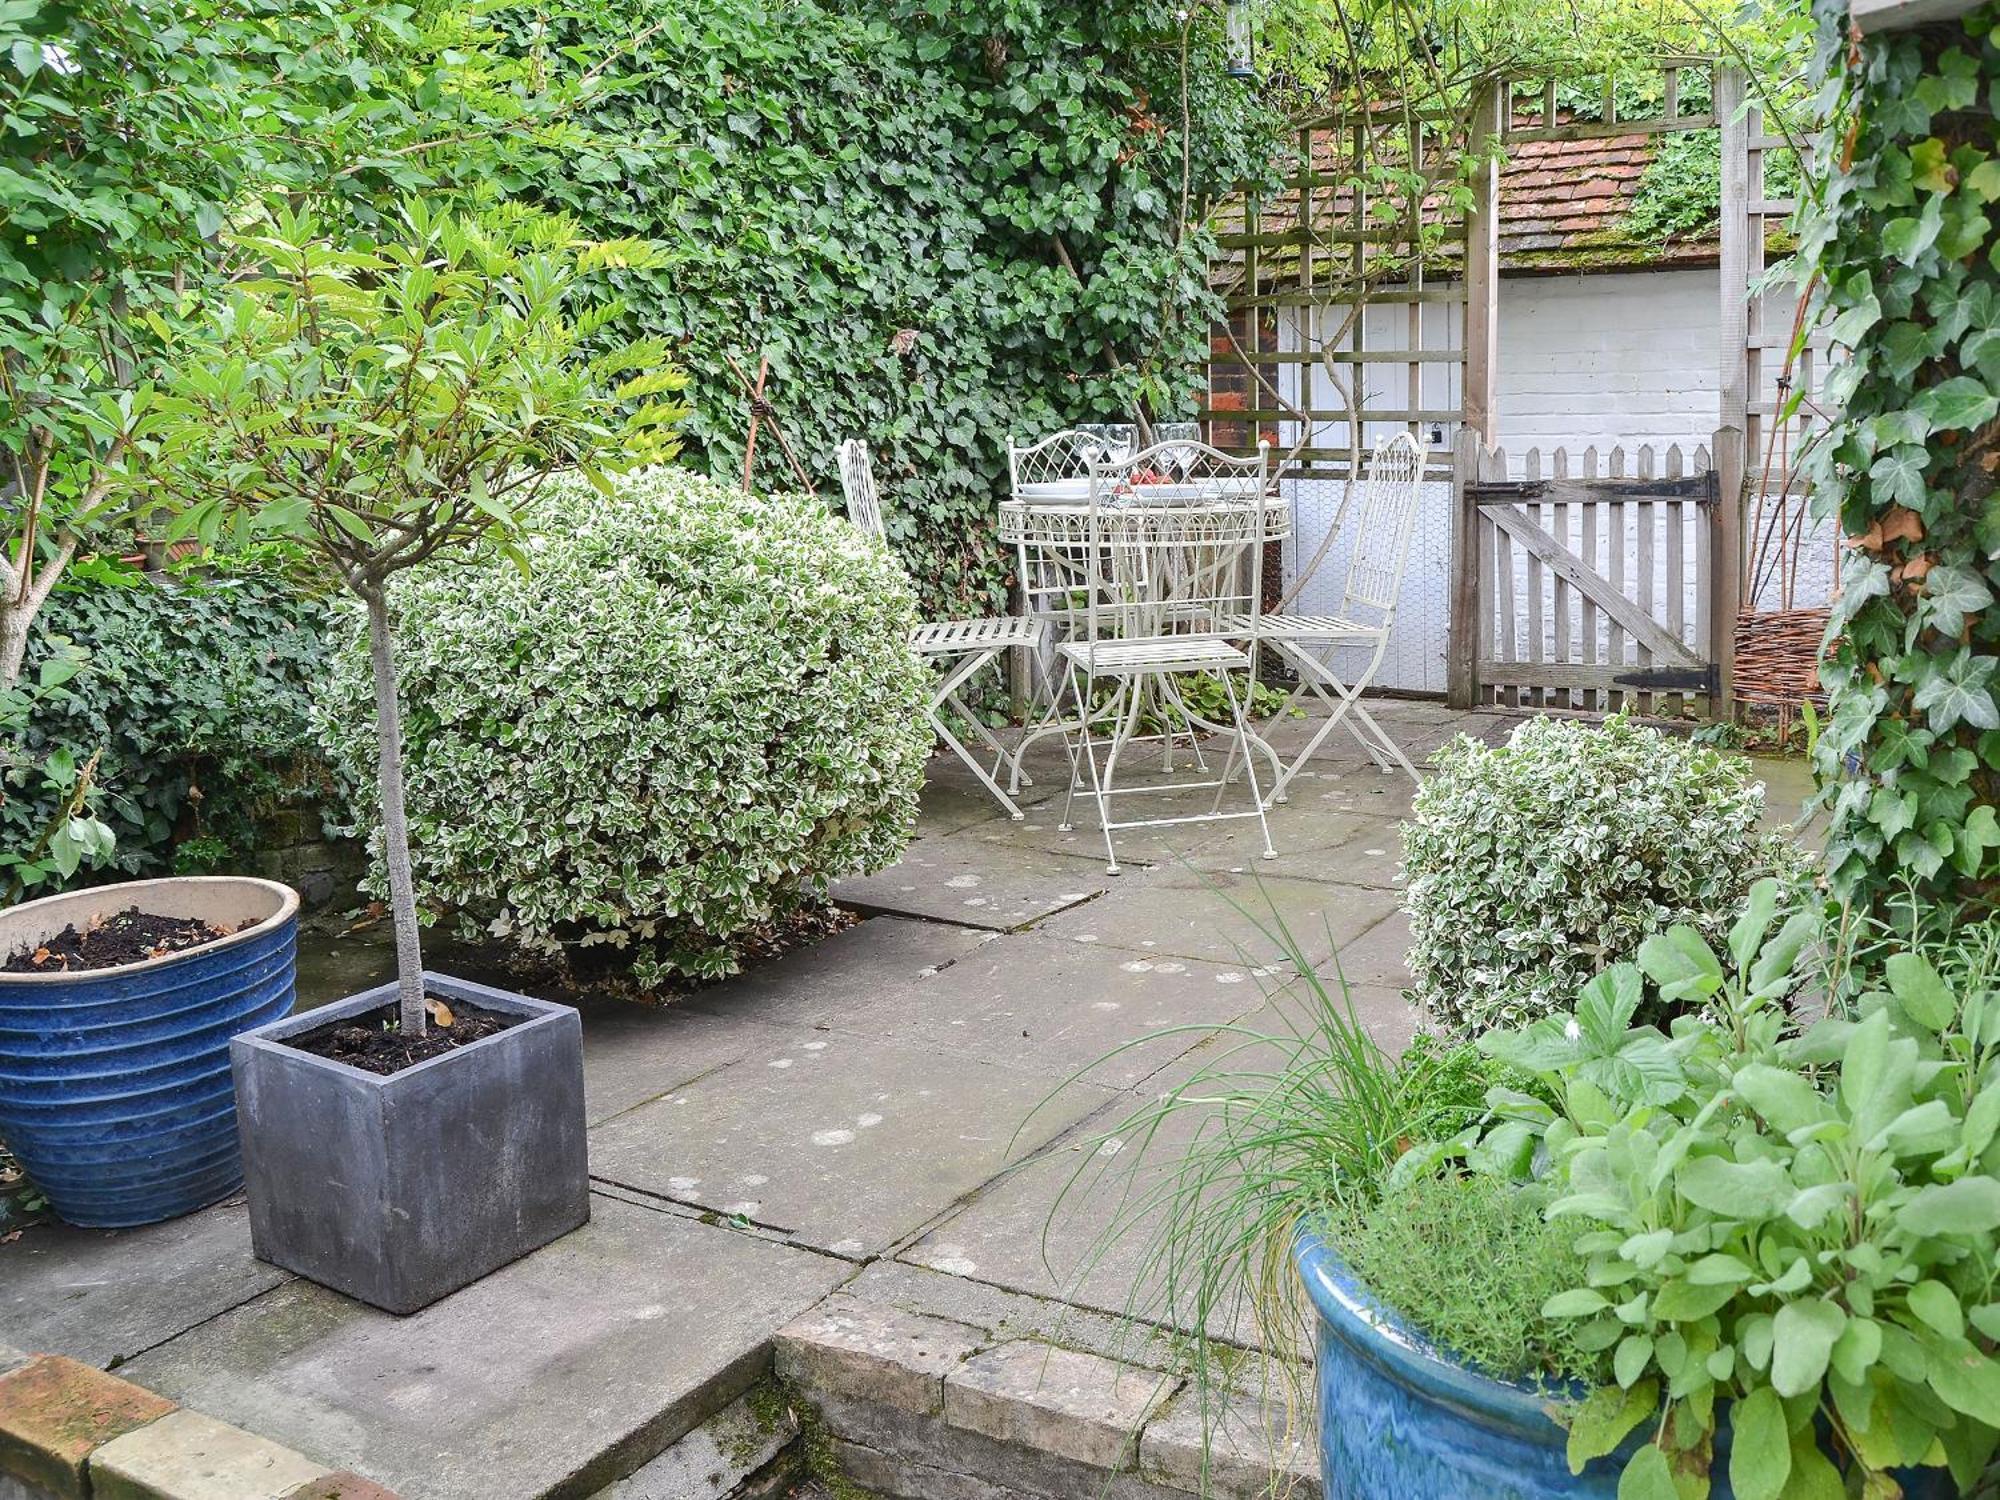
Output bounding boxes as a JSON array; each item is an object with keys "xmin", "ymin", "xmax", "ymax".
[
  {"xmin": 1295, "ymin": 1231, "xmax": 1954, "ymax": 1500},
  {"xmin": 0, "ymin": 876, "xmax": 299, "ymax": 1229},
  {"xmin": 1297, "ymin": 1227, "xmax": 1631, "ymax": 1498}
]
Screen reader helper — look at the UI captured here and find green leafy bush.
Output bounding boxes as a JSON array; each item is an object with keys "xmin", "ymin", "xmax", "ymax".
[
  {"xmin": 314, "ymin": 466, "xmax": 931, "ymax": 980},
  {"xmin": 1402, "ymin": 715, "xmax": 1809, "ymax": 1037},
  {"xmin": 1332, "ymin": 1173, "xmax": 1608, "ymax": 1388},
  {"xmin": 1476, "ymin": 882, "xmax": 2000, "ymax": 1497},
  {"xmin": 521, "ymin": 0, "xmax": 1272, "ymax": 620},
  {"xmin": 7, "ymin": 570, "xmax": 331, "ymax": 885}
]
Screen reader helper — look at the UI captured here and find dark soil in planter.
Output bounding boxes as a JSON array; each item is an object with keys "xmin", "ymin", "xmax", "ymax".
[
  {"xmin": 2, "ymin": 908, "xmax": 232, "ymax": 974},
  {"xmin": 289, "ymin": 999, "xmax": 521, "ymax": 1076}
]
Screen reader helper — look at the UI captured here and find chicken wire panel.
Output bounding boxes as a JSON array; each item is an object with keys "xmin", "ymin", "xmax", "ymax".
[{"xmin": 1282, "ymin": 473, "xmax": 1456, "ymax": 695}]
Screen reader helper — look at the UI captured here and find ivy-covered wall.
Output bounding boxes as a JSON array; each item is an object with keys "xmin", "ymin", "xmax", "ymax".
[
  {"xmin": 522, "ymin": 0, "xmax": 1269, "ymax": 616},
  {"xmin": 1811, "ymin": 0, "xmax": 2000, "ymax": 918}
]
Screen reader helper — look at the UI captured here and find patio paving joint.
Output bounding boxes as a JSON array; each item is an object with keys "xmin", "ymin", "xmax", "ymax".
[
  {"xmin": 585, "ymin": 1177, "xmax": 803, "ymax": 1240},
  {"xmin": 583, "ymin": 1058, "xmax": 749, "ymax": 1131}
]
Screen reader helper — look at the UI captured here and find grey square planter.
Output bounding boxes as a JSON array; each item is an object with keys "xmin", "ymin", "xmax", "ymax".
[{"xmin": 231, "ymin": 972, "xmax": 589, "ymax": 1315}]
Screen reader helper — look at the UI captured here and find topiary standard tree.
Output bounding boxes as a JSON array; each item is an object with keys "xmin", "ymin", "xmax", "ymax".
[{"xmin": 142, "ymin": 201, "xmax": 685, "ymax": 1037}]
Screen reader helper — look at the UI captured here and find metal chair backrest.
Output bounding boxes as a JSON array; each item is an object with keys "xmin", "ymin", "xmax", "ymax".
[
  {"xmin": 1008, "ymin": 430, "xmax": 1109, "ymax": 494},
  {"xmin": 1338, "ymin": 431, "xmax": 1425, "ymax": 625},
  {"xmin": 1073, "ymin": 439, "xmax": 1271, "ymax": 665},
  {"xmin": 837, "ymin": 439, "xmax": 886, "ymax": 541}
]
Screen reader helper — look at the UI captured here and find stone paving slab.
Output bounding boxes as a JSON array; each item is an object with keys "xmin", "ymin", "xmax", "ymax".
[
  {"xmin": 832, "ymin": 837, "xmax": 1108, "ymax": 932},
  {"xmin": 586, "ymin": 1032, "xmax": 1119, "ymax": 1256},
  {"xmin": 582, "ymin": 1010, "xmax": 808, "ymax": 1129},
  {"xmin": 587, "ymin": 1387, "xmax": 797, "ymax": 1500},
  {"xmin": 897, "ymin": 988, "xmax": 1415, "ymax": 1336},
  {"xmin": 1032, "ymin": 868, "xmax": 1401, "ymax": 970},
  {"xmin": 114, "ymin": 1197, "xmax": 848, "ymax": 1500},
  {"xmin": 1179, "ymin": 805, "xmax": 1405, "ymax": 888},
  {"xmin": 836, "ymin": 934, "xmax": 1272, "ymax": 1092},
  {"xmin": 915, "ymin": 761, "xmax": 1061, "ymax": 838},
  {"xmin": 1325, "ymin": 906, "xmax": 1411, "ymax": 992},
  {"xmin": 0, "ymin": 1204, "xmax": 289, "ymax": 1370},
  {"xmin": 679, "ymin": 916, "xmax": 993, "ymax": 1031}
]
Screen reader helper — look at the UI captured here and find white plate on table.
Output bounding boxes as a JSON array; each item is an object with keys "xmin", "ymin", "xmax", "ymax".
[{"xmin": 1015, "ymin": 480, "xmax": 1093, "ymax": 503}]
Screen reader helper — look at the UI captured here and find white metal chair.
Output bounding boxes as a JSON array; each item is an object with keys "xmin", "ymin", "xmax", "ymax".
[
  {"xmin": 837, "ymin": 439, "xmax": 1047, "ymax": 819},
  {"xmin": 1055, "ymin": 439, "xmax": 1280, "ymax": 874},
  {"xmin": 1224, "ymin": 431, "xmax": 1426, "ymax": 795}
]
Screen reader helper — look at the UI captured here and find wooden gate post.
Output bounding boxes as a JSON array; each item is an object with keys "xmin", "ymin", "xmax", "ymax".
[
  {"xmin": 1710, "ymin": 423, "xmax": 1744, "ymax": 718},
  {"xmin": 1463, "ymin": 84, "xmax": 1503, "ymax": 448},
  {"xmin": 1713, "ymin": 63, "xmax": 1749, "ymax": 721},
  {"xmin": 1448, "ymin": 426, "xmax": 1481, "ymax": 709}
]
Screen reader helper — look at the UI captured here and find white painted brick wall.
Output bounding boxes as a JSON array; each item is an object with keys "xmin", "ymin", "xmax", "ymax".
[
  {"xmin": 1273, "ymin": 268, "xmax": 1832, "ymax": 694},
  {"xmin": 1492, "ymin": 270, "xmax": 1721, "ymax": 458}
]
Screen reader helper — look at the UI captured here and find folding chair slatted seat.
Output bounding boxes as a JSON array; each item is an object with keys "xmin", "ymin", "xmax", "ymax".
[
  {"xmin": 837, "ymin": 439, "xmax": 1047, "ymax": 819},
  {"xmin": 1219, "ymin": 431, "xmax": 1426, "ymax": 794}
]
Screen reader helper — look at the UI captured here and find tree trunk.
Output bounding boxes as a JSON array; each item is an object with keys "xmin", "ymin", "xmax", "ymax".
[
  {"xmin": 363, "ymin": 586, "xmax": 428, "ymax": 1035},
  {"xmin": 0, "ymin": 601, "xmax": 30, "ymax": 693},
  {"xmin": 0, "ymin": 531, "xmax": 78, "ymax": 694}
]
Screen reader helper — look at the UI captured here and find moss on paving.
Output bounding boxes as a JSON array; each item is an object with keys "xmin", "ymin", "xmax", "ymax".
[{"xmin": 774, "ymin": 1380, "xmax": 880, "ymax": 1500}]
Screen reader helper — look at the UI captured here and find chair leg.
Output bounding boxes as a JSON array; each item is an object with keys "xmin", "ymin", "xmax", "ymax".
[
  {"xmin": 928, "ymin": 647, "xmax": 1026, "ymax": 819},
  {"xmin": 1218, "ymin": 669, "xmax": 1278, "ymax": 861},
  {"xmin": 1058, "ymin": 668, "xmax": 1093, "ymax": 834},
  {"xmin": 1267, "ymin": 640, "xmax": 1414, "ymax": 797},
  {"xmin": 1345, "ymin": 700, "xmax": 1422, "ymax": 785},
  {"xmin": 1065, "ymin": 670, "xmax": 1122, "ymax": 875}
]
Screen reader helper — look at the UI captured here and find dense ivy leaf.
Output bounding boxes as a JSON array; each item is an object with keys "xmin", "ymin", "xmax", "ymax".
[
  {"xmin": 1912, "ymin": 651, "xmax": 2000, "ymax": 733},
  {"xmin": 1915, "ymin": 375, "xmax": 2000, "ymax": 431},
  {"xmin": 1920, "ymin": 564, "xmax": 1994, "ymax": 635}
]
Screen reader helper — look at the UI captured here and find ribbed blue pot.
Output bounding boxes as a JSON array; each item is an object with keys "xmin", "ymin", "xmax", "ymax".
[
  {"xmin": 1295, "ymin": 1230, "xmax": 1953, "ymax": 1500},
  {"xmin": 0, "ymin": 877, "xmax": 300, "ymax": 1229}
]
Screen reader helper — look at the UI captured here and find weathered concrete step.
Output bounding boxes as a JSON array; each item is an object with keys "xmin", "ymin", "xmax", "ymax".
[
  {"xmin": 589, "ymin": 1387, "xmax": 800, "ymax": 1500},
  {"xmin": 774, "ymin": 1293, "xmax": 1320, "ymax": 1500}
]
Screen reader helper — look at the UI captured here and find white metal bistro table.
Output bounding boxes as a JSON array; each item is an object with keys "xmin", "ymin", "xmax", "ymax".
[{"xmin": 999, "ymin": 478, "xmax": 1293, "ymax": 804}]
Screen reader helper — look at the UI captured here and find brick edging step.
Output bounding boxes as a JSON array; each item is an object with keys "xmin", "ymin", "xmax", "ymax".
[
  {"xmin": 0, "ymin": 1344, "xmax": 396, "ymax": 1500},
  {"xmin": 773, "ymin": 1294, "xmax": 1321, "ymax": 1500}
]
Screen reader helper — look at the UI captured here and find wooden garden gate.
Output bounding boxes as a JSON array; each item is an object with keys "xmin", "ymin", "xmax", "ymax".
[{"xmin": 1451, "ymin": 436, "xmax": 1723, "ymax": 716}]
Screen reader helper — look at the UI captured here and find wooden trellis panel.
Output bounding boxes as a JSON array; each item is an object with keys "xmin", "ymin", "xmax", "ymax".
[
  {"xmin": 1203, "ymin": 100, "xmax": 1476, "ymax": 476},
  {"xmin": 1458, "ymin": 438, "xmax": 1720, "ymax": 716}
]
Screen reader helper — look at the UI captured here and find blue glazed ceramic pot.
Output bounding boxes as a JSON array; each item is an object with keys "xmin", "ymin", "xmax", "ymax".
[
  {"xmin": 1296, "ymin": 1226, "xmax": 1622, "ymax": 1498},
  {"xmin": 0, "ymin": 877, "xmax": 299, "ymax": 1228},
  {"xmin": 1294, "ymin": 1229, "xmax": 1954, "ymax": 1500}
]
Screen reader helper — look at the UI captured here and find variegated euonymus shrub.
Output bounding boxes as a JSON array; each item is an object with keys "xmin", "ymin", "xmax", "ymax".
[
  {"xmin": 1402, "ymin": 715, "xmax": 1810, "ymax": 1036},
  {"xmin": 316, "ymin": 467, "xmax": 931, "ymax": 981},
  {"xmin": 1470, "ymin": 884, "xmax": 2000, "ymax": 1499}
]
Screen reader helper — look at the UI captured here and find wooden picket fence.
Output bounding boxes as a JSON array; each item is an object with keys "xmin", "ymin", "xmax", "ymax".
[{"xmin": 1448, "ymin": 436, "xmax": 1723, "ymax": 717}]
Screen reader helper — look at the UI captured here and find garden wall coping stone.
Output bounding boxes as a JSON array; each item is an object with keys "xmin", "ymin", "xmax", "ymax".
[
  {"xmin": 941, "ymin": 1343, "xmax": 1179, "ymax": 1473},
  {"xmin": 0, "ymin": 1356, "xmax": 175, "ymax": 1498},
  {"xmin": 89, "ymin": 1409, "xmax": 329, "ymax": 1500},
  {"xmin": 0, "ymin": 1351, "xmax": 398, "ymax": 1500},
  {"xmin": 774, "ymin": 1298, "xmax": 986, "ymax": 1417},
  {"xmin": 776, "ymin": 1272, "xmax": 1321, "ymax": 1500}
]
